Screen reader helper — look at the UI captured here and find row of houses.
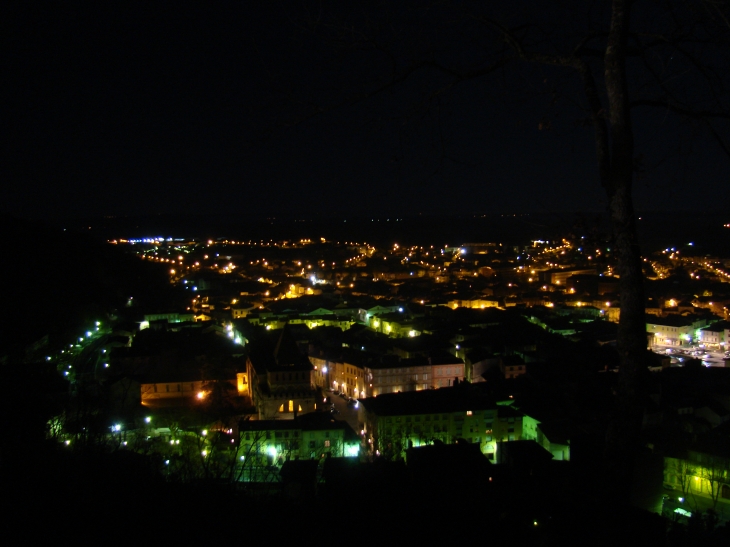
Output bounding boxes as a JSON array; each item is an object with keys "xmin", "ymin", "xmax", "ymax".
[
  {"xmin": 309, "ymin": 349, "xmax": 466, "ymax": 399},
  {"xmin": 662, "ymin": 423, "xmax": 730, "ymax": 512},
  {"xmin": 647, "ymin": 316, "xmax": 730, "ymax": 347},
  {"xmin": 229, "ymin": 382, "xmax": 573, "ymax": 473},
  {"xmin": 238, "ymin": 412, "xmax": 361, "ymax": 464},
  {"xmin": 357, "ymin": 384, "xmax": 573, "ymax": 463}
]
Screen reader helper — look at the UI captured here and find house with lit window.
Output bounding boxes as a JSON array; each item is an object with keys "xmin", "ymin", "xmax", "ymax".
[
  {"xmin": 330, "ymin": 359, "xmax": 366, "ymax": 399},
  {"xmin": 308, "ymin": 352, "xmax": 332, "ymax": 390},
  {"xmin": 647, "ymin": 316, "xmax": 709, "ymax": 346},
  {"xmin": 364, "ymin": 355, "xmax": 431, "ymax": 396},
  {"xmin": 501, "ymin": 355, "xmax": 526, "ymax": 380},
  {"xmin": 140, "ymin": 372, "xmax": 249, "ymax": 405},
  {"xmin": 237, "ymin": 412, "xmax": 360, "ymax": 468},
  {"xmin": 309, "ymin": 347, "xmax": 368, "ymax": 398},
  {"xmin": 309, "ymin": 338, "xmax": 466, "ymax": 399},
  {"xmin": 231, "ymin": 302, "xmax": 257, "ymax": 319},
  {"xmin": 445, "ymin": 297, "xmax": 501, "ymax": 310},
  {"xmin": 542, "ymin": 268, "xmax": 597, "ymax": 286},
  {"xmin": 699, "ymin": 321, "xmax": 729, "ymax": 350},
  {"xmin": 359, "ymin": 384, "xmax": 523, "ymax": 461},
  {"xmin": 133, "ymin": 354, "xmax": 250, "ymax": 407},
  {"xmin": 247, "ymin": 327, "xmax": 321, "ymax": 419},
  {"xmin": 110, "ymin": 328, "xmax": 250, "ymax": 408},
  {"xmin": 360, "ymin": 351, "xmax": 465, "ymax": 397},
  {"xmin": 368, "ymin": 312, "xmax": 416, "ymax": 338},
  {"xmin": 430, "ymin": 353, "xmax": 466, "ymax": 387},
  {"xmin": 140, "ymin": 311, "xmax": 195, "ymax": 329},
  {"xmin": 663, "ymin": 429, "xmax": 730, "ymax": 510}
]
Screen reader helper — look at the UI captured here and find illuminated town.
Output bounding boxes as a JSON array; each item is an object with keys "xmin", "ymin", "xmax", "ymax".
[
  {"xmin": 5, "ymin": 214, "xmax": 726, "ymax": 540},
  {"xmin": 6, "ymin": 1, "xmax": 730, "ymax": 542}
]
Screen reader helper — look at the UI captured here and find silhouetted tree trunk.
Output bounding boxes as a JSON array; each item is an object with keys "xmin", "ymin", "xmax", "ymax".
[
  {"xmin": 447, "ymin": 0, "xmax": 653, "ymax": 498},
  {"xmin": 597, "ymin": 0, "xmax": 649, "ymax": 501},
  {"xmin": 278, "ymin": 0, "xmax": 730, "ymax": 497}
]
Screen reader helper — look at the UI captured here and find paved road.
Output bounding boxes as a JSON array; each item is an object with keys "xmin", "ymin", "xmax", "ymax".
[
  {"xmin": 327, "ymin": 391, "xmax": 361, "ymax": 434},
  {"xmin": 71, "ymin": 332, "xmax": 111, "ymax": 381},
  {"xmin": 652, "ymin": 344, "xmax": 728, "ymax": 368}
]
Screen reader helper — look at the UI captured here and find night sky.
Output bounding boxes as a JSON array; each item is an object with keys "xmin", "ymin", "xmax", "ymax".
[{"xmin": 5, "ymin": 2, "xmax": 729, "ymax": 221}]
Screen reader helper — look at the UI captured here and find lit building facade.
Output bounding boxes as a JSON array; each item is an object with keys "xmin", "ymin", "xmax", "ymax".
[
  {"xmin": 363, "ymin": 356, "xmax": 465, "ymax": 396},
  {"xmin": 238, "ymin": 413, "xmax": 361, "ymax": 466},
  {"xmin": 664, "ymin": 450, "xmax": 730, "ymax": 508},
  {"xmin": 699, "ymin": 322, "xmax": 728, "ymax": 350},
  {"xmin": 141, "ymin": 372, "xmax": 249, "ymax": 405},
  {"xmin": 309, "ymin": 352, "xmax": 367, "ymax": 399},
  {"xmin": 646, "ymin": 316, "xmax": 708, "ymax": 346},
  {"xmin": 246, "ymin": 328, "xmax": 321, "ymax": 420},
  {"xmin": 359, "ymin": 387, "xmax": 523, "ymax": 461}
]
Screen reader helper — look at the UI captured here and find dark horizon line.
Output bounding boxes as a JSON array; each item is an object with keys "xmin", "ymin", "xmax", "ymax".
[{"xmin": 3, "ymin": 207, "xmax": 728, "ymax": 225}]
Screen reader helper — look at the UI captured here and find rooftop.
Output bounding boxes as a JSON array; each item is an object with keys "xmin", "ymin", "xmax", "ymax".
[{"xmin": 360, "ymin": 383, "xmax": 500, "ymax": 416}]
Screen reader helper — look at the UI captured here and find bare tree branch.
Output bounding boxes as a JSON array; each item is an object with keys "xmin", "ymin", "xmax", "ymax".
[{"xmin": 630, "ymin": 98, "xmax": 730, "ymax": 120}]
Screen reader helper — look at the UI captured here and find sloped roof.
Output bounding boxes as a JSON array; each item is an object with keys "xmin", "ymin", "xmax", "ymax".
[{"xmin": 360, "ymin": 383, "xmax": 499, "ymax": 416}]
